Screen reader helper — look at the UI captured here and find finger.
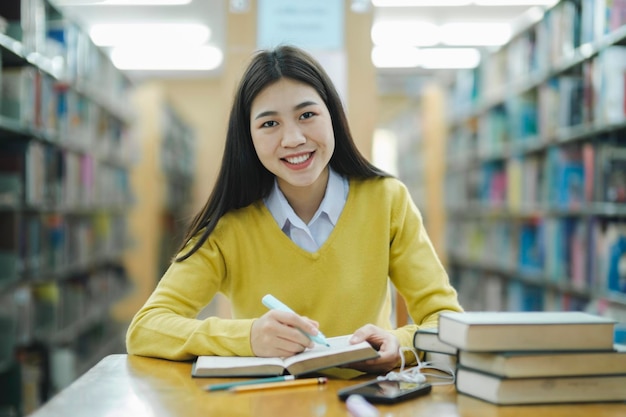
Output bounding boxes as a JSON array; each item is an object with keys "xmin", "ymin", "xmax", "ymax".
[
  {"xmin": 263, "ymin": 313, "xmax": 315, "ymax": 350},
  {"xmin": 252, "ymin": 313, "xmax": 313, "ymax": 356},
  {"xmin": 278, "ymin": 327, "xmax": 316, "ymax": 350},
  {"xmin": 349, "ymin": 324, "xmax": 378, "ymax": 344},
  {"xmin": 270, "ymin": 310, "xmax": 319, "ymax": 336},
  {"xmin": 254, "ymin": 328, "xmax": 311, "ymax": 357},
  {"xmin": 273, "ymin": 338, "xmax": 310, "ymax": 356}
]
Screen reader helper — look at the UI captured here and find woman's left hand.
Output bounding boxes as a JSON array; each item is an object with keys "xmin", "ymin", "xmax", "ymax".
[{"xmin": 344, "ymin": 324, "xmax": 401, "ymax": 373}]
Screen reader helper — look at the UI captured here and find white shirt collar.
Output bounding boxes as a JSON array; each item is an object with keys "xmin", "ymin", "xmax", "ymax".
[{"xmin": 265, "ymin": 167, "xmax": 348, "ymax": 229}]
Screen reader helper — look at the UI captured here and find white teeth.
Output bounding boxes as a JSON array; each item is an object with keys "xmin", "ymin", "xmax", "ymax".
[{"xmin": 285, "ymin": 153, "xmax": 311, "ymax": 164}]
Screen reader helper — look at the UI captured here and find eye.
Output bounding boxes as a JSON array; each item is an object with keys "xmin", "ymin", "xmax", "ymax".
[
  {"xmin": 300, "ymin": 111, "xmax": 316, "ymax": 120},
  {"xmin": 261, "ymin": 120, "xmax": 278, "ymax": 128}
]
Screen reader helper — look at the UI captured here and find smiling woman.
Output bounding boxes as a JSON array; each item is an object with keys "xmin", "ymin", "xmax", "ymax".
[{"xmin": 125, "ymin": 44, "xmax": 463, "ymax": 374}]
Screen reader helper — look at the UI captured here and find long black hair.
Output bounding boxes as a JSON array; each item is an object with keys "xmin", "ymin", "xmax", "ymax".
[{"xmin": 176, "ymin": 45, "xmax": 389, "ymax": 261}]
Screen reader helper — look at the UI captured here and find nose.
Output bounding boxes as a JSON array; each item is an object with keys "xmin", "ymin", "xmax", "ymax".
[{"xmin": 281, "ymin": 122, "xmax": 306, "ymax": 147}]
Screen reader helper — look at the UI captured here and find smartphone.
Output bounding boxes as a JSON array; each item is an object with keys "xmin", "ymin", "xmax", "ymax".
[{"xmin": 337, "ymin": 379, "xmax": 432, "ymax": 404}]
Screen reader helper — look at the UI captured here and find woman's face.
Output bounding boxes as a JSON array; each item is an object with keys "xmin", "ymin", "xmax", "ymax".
[{"xmin": 250, "ymin": 78, "xmax": 335, "ymax": 194}]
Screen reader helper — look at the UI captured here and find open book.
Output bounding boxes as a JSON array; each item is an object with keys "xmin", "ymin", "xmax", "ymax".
[{"xmin": 191, "ymin": 335, "xmax": 379, "ymax": 377}]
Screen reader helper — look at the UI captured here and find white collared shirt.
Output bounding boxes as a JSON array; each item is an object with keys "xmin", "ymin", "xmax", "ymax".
[{"xmin": 264, "ymin": 168, "xmax": 349, "ymax": 252}]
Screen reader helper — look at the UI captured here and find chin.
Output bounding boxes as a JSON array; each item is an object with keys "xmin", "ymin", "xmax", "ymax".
[{"xmin": 282, "ymin": 175, "xmax": 321, "ymax": 188}]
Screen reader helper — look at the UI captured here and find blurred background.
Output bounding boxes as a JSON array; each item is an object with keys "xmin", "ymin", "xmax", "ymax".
[{"xmin": 0, "ymin": 0, "xmax": 625, "ymax": 415}]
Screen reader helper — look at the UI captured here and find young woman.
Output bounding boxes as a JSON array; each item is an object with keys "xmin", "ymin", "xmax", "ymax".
[{"xmin": 126, "ymin": 45, "xmax": 462, "ymax": 373}]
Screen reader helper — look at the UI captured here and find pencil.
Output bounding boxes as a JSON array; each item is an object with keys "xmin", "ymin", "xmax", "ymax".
[
  {"xmin": 229, "ymin": 377, "xmax": 328, "ymax": 393},
  {"xmin": 205, "ymin": 375, "xmax": 295, "ymax": 391}
]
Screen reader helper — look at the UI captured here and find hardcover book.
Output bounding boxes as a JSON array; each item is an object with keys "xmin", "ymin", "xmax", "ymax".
[
  {"xmin": 191, "ymin": 335, "xmax": 379, "ymax": 378},
  {"xmin": 413, "ymin": 327, "xmax": 458, "ymax": 356},
  {"xmin": 456, "ymin": 366, "xmax": 626, "ymax": 405},
  {"xmin": 458, "ymin": 344, "xmax": 626, "ymax": 378},
  {"xmin": 438, "ymin": 311, "xmax": 616, "ymax": 352}
]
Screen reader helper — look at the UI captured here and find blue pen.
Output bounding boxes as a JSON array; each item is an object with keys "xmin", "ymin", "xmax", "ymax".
[{"xmin": 262, "ymin": 294, "xmax": 331, "ymax": 347}]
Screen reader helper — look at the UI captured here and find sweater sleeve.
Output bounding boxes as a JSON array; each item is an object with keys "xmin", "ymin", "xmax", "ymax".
[
  {"xmin": 125, "ymin": 237, "xmax": 255, "ymax": 360},
  {"xmin": 387, "ymin": 181, "xmax": 463, "ymax": 355}
]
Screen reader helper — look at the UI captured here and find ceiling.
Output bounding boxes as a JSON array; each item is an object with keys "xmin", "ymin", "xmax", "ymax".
[
  {"xmin": 51, "ymin": 0, "xmax": 227, "ymax": 80},
  {"xmin": 50, "ymin": 0, "xmax": 549, "ymax": 95}
]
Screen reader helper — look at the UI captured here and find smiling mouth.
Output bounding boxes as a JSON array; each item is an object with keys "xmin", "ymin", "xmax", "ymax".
[{"xmin": 283, "ymin": 152, "xmax": 313, "ymax": 165}]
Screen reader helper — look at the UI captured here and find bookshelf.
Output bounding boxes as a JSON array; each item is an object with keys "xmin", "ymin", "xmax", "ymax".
[
  {"xmin": 378, "ymin": 85, "xmax": 448, "ymax": 326},
  {"xmin": 0, "ymin": 1, "xmax": 134, "ymax": 415},
  {"xmin": 380, "ymin": 90, "xmax": 448, "ymax": 255},
  {"xmin": 443, "ymin": 0, "xmax": 626, "ymax": 320},
  {"xmin": 115, "ymin": 82, "xmax": 195, "ymax": 323}
]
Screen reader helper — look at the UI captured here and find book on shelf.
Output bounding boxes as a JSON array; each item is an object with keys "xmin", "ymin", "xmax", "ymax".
[
  {"xmin": 556, "ymin": 76, "xmax": 584, "ymax": 128},
  {"xmin": 458, "ymin": 344, "xmax": 626, "ymax": 379},
  {"xmin": 191, "ymin": 335, "xmax": 379, "ymax": 378},
  {"xmin": 552, "ymin": 0, "xmax": 579, "ymax": 64},
  {"xmin": 580, "ymin": 0, "xmax": 596, "ymax": 44},
  {"xmin": 545, "ymin": 145, "xmax": 585, "ymax": 208},
  {"xmin": 456, "ymin": 366, "xmax": 626, "ymax": 405},
  {"xmin": 521, "ymin": 156, "xmax": 544, "ymax": 207},
  {"xmin": 595, "ymin": 142, "xmax": 626, "ymax": 204},
  {"xmin": 580, "ymin": 0, "xmax": 626, "ymax": 45},
  {"xmin": 543, "ymin": 217, "xmax": 587, "ymax": 289},
  {"xmin": 517, "ymin": 222, "xmax": 544, "ymax": 275},
  {"xmin": 1, "ymin": 66, "xmax": 36, "ymax": 124},
  {"xmin": 593, "ymin": 46, "xmax": 626, "ymax": 124},
  {"xmin": 606, "ymin": 224, "xmax": 626, "ymax": 295},
  {"xmin": 438, "ymin": 311, "xmax": 616, "ymax": 352},
  {"xmin": 505, "ymin": 282, "xmax": 544, "ymax": 312}
]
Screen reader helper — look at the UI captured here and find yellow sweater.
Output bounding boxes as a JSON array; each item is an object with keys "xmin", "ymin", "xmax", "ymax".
[{"xmin": 126, "ymin": 177, "xmax": 462, "ymax": 360}]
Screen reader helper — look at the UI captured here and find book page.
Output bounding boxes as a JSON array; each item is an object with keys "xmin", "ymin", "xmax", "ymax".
[
  {"xmin": 195, "ymin": 355, "xmax": 284, "ymax": 371},
  {"xmin": 283, "ymin": 335, "xmax": 376, "ymax": 371}
]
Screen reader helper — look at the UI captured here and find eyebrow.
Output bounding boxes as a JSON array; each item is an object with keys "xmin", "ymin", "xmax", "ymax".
[{"xmin": 253, "ymin": 100, "xmax": 319, "ymax": 120}]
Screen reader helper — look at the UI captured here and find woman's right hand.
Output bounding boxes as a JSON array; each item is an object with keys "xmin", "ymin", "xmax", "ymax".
[{"xmin": 250, "ymin": 310, "xmax": 319, "ymax": 357}]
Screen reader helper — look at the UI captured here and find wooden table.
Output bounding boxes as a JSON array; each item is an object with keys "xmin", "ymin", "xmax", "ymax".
[{"xmin": 29, "ymin": 354, "xmax": 626, "ymax": 417}]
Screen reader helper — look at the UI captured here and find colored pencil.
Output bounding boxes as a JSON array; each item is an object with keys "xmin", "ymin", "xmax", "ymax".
[
  {"xmin": 230, "ymin": 377, "xmax": 328, "ymax": 393},
  {"xmin": 205, "ymin": 375, "xmax": 295, "ymax": 391}
]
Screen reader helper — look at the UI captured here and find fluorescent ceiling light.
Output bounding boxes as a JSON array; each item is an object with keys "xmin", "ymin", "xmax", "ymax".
[
  {"xmin": 111, "ymin": 45, "xmax": 223, "ymax": 70},
  {"xmin": 371, "ymin": 21, "xmax": 440, "ymax": 47},
  {"xmin": 371, "ymin": 45, "xmax": 420, "ymax": 68},
  {"xmin": 419, "ymin": 48, "xmax": 480, "ymax": 69},
  {"xmin": 90, "ymin": 23, "xmax": 210, "ymax": 47},
  {"xmin": 474, "ymin": 0, "xmax": 558, "ymax": 5},
  {"xmin": 54, "ymin": 0, "xmax": 192, "ymax": 5},
  {"xmin": 440, "ymin": 22, "xmax": 511, "ymax": 46},
  {"xmin": 373, "ymin": 0, "xmax": 557, "ymax": 5},
  {"xmin": 373, "ymin": 0, "xmax": 470, "ymax": 6}
]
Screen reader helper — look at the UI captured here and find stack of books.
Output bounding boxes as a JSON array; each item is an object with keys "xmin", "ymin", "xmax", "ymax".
[
  {"xmin": 413, "ymin": 327, "xmax": 459, "ymax": 366},
  {"xmin": 433, "ymin": 311, "xmax": 626, "ymax": 405}
]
